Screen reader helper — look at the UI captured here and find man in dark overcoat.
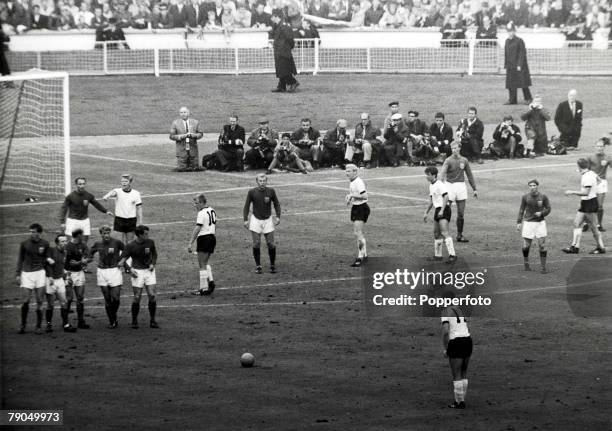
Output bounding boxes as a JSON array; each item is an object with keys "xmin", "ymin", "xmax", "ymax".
[
  {"xmin": 504, "ymin": 22, "xmax": 532, "ymax": 105},
  {"xmin": 270, "ymin": 10, "xmax": 299, "ymax": 93}
]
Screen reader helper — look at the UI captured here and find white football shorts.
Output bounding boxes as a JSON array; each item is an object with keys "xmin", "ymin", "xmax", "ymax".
[
  {"xmin": 446, "ymin": 181, "xmax": 468, "ymax": 202},
  {"xmin": 522, "ymin": 221, "xmax": 547, "ymax": 239},
  {"xmin": 248, "ymin": 216, "xmax": 275, "ymax": 234}
]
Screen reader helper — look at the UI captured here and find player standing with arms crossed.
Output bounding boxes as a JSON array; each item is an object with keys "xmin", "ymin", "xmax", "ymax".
[
  {"xmin": 423, "ymin": 167, "xmax": 457, "ymax": 263},
  {"xmin": 244, "ymin": 174, "xmax": 281, "ymax": 274},
  {"xmin": 440, "ymin": 141, "xmax": 478, "ymax": 243},
  {"xmin": 345, "ymin": 164, "xmax": 369, "ymax": 267},
  {"xmin": 119, "ymin": 225, "xmax": 159, "ymax": 329},
  {"xmin": 188, "ymin": 194, "xmax": 217, "ymax": 296},
  {"xmin": 441, "ymin": 293, "xmax": 473, "ymax": 409},
  {"xmin": 89, "ymin": 226, "xmax": 125, "ymax": 329},
  {"xmin": 64, "ymin": 229, "xmax": 91, "ymax": 329},
  {"xmin": 103, "ymin": 173, "xmax": 143, "ymax": 244},
  {"xmin": 45, "ymin": 234, "xmax": 77, "ymax": 333},
  {"xmin": 562, "ymin": 158, "xmax": 606, "ymax": 254},
  {"xmin": 517, "ymin": 179, "xmax": 551, "ymax": 273},
  {"xmin": 59, "ymin": 177, "xmax": 114, "ymax": 245},
  {"xmin": 587, "ymin": 137, "xmax": 611, "ymax": 232},
  {"xmin": 16, "ymin": 223, "xmax": 53, "ymax": 334}
]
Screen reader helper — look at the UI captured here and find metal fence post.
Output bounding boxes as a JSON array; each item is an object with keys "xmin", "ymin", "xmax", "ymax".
[
  {"xmin": 234, "ymin": 47, "xmax": 239, "ymax": 75},
  {"xmin": 154, "ymin": 48, "xmax": 159, "ymax": 77},
  {"xmin": 314, "ymin": 39, "xmax": 319, "ymax": 75},
  {"xmin": 468, "ymin": 38, "xmax": 475, "ymax": 76},
  {"xmin": 366, "ymin": 47, "xmax": 371, "ymax": 72},
  {"xmin": 103, "ymin": 42, "xmax": 108, "ymax": 74}
]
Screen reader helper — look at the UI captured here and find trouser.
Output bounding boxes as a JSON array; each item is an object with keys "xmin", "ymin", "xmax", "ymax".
[
  {"xmin": 277, "ymin": 74, "xmax": 297, "ymax": 90},
  {"xmin": 216, "ymin": 147, "xmax": 244, "ymax": 170},
  {"xmin": 508, "ymin": 87, "xmax": 532, "ymax": 104},
  {"xmin": 382, "ymin": 141, "xmax": 402, "ymax": 166},
  {"xmin": 176, "ymin": 145, "xmax": 200, "ymax": 171},
  {"xmin": 560, "ymin": 130, "xmax": 581, "ymax": 148},
  {"xmin": 297, "ymin": 146, "xmax": 320, "ymax": 162},
  {"xmin": 492, "ymin": 137, "xmax": 519, "ymax": 158},
  {"xmin": 245, "ymin": 148, "xmax": 273, "ymax": 168},
  {"xmin": 460, "ymin": 137, "xmax": 482, "ymax": 160},
  {"xmin": 344, "ymin": 142, "xmax": 373, "ymax": 163},
  {"xmin": 320, "ymin": 146, "xmax": 345, "ymax": 167}
]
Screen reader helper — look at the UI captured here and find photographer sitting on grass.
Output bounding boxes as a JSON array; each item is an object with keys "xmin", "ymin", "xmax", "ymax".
[
  {"xmin": 491, "ymin": 115, "xmax": 523, "ymax": 159},
  {"xmin": 266, "ymin": 133, "xmax": 309, "ymax": 174}
]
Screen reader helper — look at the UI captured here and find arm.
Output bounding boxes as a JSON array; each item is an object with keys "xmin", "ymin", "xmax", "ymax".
[
  {"xmin": 102, "ymin": 188, "xmax": 117, "ymax": 200},
  {"xmin": 541, "ymin": 195, "xmax": 551, "ymax": 218},
  {"xmin": 464, "ymin": 163, "xmax": 477, "ymax": 193},
  {"xmin": 90, "ymin": 197, "xmax": 111, "ymax": 215},
  {"xmin": 423, "ymin": 196, "xmax": 433, "ymax": 221},
  {"xmin": 169, "ymin": 121, "xmax": 183, "ymax": 142},
  {"xmin": 492, "ymin": 124, "xmax": 502, "ymax": 141},
  {"xmin": 439, "ymin": 160, "xmax": 449, "ymax": 182},
  {"xmin": 517, "ymin": 195, "xmax": 526, "ymax": 225},
  {"xmin": 16, "ymin": 243, "xmax": 25, "ymax": 276},
  {"xmin": 540, "ymin": 108, "xmax": 551, "ymax": 122},
  {"xmin": 191, "ymin": 120, "xmax": 204, "ymax": 140},
  {"xmin": 59, "ymin": 196, "xmax": 69, "ymax": 224},
  {"xmin": 243, "ymin": 191, "xmax": 252, "ymax": 223},
  {"xmin": 187, "ymin": 224, "xmax": 202, "ymax": 252},
  {"xmin": 565, "ymin": 185, "xmax": 592, "ymax": 197},
  {"xmin": 272, "ymin": 190, "xmax": 281, "ymax": 219},
  {"xmin": 441, "ymin": 321, "xmax": 450, "ymax": 354},
  {"xmin": 150, "ymin": 242, "xmax": 157, "ymax": 267},
  {"xmin": 136, "ymin": 204, "xmax": 143, "ymax": 224}
]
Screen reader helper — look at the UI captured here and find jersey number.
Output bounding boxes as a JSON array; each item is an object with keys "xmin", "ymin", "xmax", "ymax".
[{"xmin": 207, "ymin": 210, "xmax": 217, "ymax": 226}]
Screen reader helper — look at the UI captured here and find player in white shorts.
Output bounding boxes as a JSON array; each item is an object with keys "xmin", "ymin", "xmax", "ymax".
[
  {"xmin": 103, "ymin": 173, "xmax": 143, "ymax": 244},
  {"xmin": 64, "ymin": 229, "xmax": 91, "ymax": 329},
  {"xmin": 587, "ymin": 137, "xmax": 611, "ymax": 232},
  {"xmin": 517, "ymin": 179, "xmax": 551, "ymax": 273},
  {"xmin": 563, "ymin": 158, "xmax": 606, "ymax": 255},
  {"xmin": 423, "ymin": 167, "xmax": 456, "ymax": 264},
  {"xmin": 345, "ymin": 164, "xmax": 370, "ymax": 267},
  {"xmin": 243, "ymin": 174, "xmax": 281, "ymax": 274},
  {"xmin": 188, "ymin": 194, "xmax": 217, "ymax": 296},
  {"xmin": 45, "ymin": 234, "xmax": 77, "ymax": 333},
  {"xmin": 89, "ymin": 226, "xmax": 125, "ymax": 329}
]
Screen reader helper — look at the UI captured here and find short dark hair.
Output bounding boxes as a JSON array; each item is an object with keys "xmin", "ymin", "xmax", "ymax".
[
  {"xmin": 301, "ymin": 118, "xmax": 311, "ymax": 124},
  {"xmin": 424, "ymin": 166, "xmax": 438, "ymax": 176},
  {"xmin": 408, "ymin": 110, "xmax": 419, "ymax": 117},
  {"xmin": 528, "ymin": 179, "xmax": 539, "ymax": 186},
  {"xmin": 577, "ymin": 158, "xmax": 589, "ymax": 169},
  {"xmin": 435, "ymin": 112, "xmax": 445, "ymax": 120},
  {"xmin": 74, "ymin": 177, "xmax": 86, "ymax": 184},
  {"xmin": 195, "ymin": 193, "xmax": 207, "ymax": 204},
  {"xmin": 468, "ymin": 106, "xmax": 478, "ymax": 114},
  {"xmin": 29, "ymin": 223, "xmax": 43, "ymax": 233},
  {"xmin": 503, "ymin": 115, "xmax": 513, "ymax": 122},
  {"xmin": 388, "ymin": 101, "xmax": 399, "ymax": 107},
  {"xmin": 55, "ymin": 234, "xmax": 67, "ymax": 244},
  {"xmin": 72, "ymin": 228, "xmax": 84, "ymax": 238},
  {"xmin": 135, "ymin": 225, "xmax": 149, "ymax": 236}
]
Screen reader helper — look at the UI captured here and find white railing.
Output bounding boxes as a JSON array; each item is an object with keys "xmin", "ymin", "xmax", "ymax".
[{"xmin": 5, "ymin": 39, "xmax": 612, "ymax": 76}]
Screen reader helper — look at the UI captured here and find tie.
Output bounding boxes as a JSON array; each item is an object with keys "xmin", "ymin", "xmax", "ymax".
[{"xmin": 184, "ymin": 120, "xmax": 189, "ymax": 133}]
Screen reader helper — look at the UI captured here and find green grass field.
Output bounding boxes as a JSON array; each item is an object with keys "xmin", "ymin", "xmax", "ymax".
[{"xmin": 1, "ymin": 73, "xmax": 611, "ymax": 431}]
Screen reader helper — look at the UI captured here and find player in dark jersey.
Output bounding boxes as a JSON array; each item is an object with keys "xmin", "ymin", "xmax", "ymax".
[
  {"xmin": 64, "ymin": 229, "xmax": 91, "ymax": 329},
  {"xmin": 89, "ymin": 226, "xmax": 125, "ymax": 328},
  {"xmin": 119, "ymin": 225, "xmax": 159, "ymax": 329},
  {"xmin": 587, "ymin": 137, "xmax": 611, "ymax": 231},
  {"xmin": 243, "ymin": 174, "xmax": 281, "ymax": 274},
  {"xmin": 517, "ymin": 179, "xmax": 551, "ymax": 273},
  {"xmin": 45, "ymin": 234, "xmax": 77, "ymax": 333},
  {"xmin": 16, "ymin": 223, "xmax": 53, "ymax": 334}
]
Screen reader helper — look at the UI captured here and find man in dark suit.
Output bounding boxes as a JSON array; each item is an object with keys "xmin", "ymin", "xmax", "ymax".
[
  {"xmin": 430, "ymin": 112, "xmax": 454, "ymax": 157},
  {"xmin": 216, "ymin": 114, "xmax": 246, "ymax": 171},
  {"xmin": 30, "ymin": 5, "xmax": 50, "ymax": 30},
  {"xmin": 169, "ymin": 0, "xmax": 188, "ymax": 27},
  {"xmin": 554, "ymin": 89, "xmax": 583, "ymax": 150},
  {"xmin": 270, "ymin": 9, "xmax": 299, "ymax": 93},
  {"xmin": 251, "ymin": 1, "xmax": 272, "ymax": 27},
  {"xmin": 504, "ymin": 22, "xmax": 532, "ymax": 105},
  {"xmin": 457, "ymin": 107, "xmax": 485, "ymax": 164}
]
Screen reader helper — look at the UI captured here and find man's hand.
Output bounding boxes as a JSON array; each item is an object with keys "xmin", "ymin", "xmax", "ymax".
[
  {"xmin": 273, "ymin": 215, "xmax": 280, "ymax": 226},
  {"xmin": 60, "ymin": 223, "xmax": 66, "ymax": 232},
  {"xmin": 148, "ymin": 264, "xmax": 155, "ymax": 272},
  {"xmin": 517, "ymin": 66, "xmax": 521, "ymax": 71},
  {"xmin": 534, "ymin": 211, "xmax": 542, "ymax": 217},
  {"xmin": 106, "ymin": 211, "xmax": 114, "ymax": 217},
  {"xmin": 473, "ymin": 190, "xmax": 479, "ymax": 199},
  {"xmin": 423, "ymin": 213, "xmax": 428, "ymax": 223},
  {"xmin": 516, "ymin": 223, "xmax": 522, "ymax": 231},
  {"xmin": 244, "ymin": 220, "xmax": 249, "ymax": 230},
  {"xmin": 47, "ymin": 277, "xmax": 54, "ymax": 286},
  {"xmin": 16, "ymin": 275, "xmax": 21, "ymax": 286},
  {"xmin": 564, "ymin": 190, "xmax": 573, "ymax": 196},
  {"xmin": 46, "ymin": 257, "xmax": 55, "ymax": 265}
]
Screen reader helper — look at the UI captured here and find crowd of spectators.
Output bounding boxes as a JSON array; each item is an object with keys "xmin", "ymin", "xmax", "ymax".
[{"xmin": 2, "ymin": 0, "xmax": 610, "ymax": 41}]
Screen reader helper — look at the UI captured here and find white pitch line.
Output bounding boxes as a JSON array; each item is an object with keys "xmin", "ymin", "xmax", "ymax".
[{"xmin": 305, "ymin": 183, "xmax": 429, "ymax": 201}]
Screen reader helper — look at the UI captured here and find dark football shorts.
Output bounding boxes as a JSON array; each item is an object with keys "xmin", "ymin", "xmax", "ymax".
[
  {"xmin": 113, "ymin": 217, "xmax": 137, "ymax": 233},
  {"xmin": 578, "ymin": 197, "xmax": 599, "ymax": 214},
  {"xmin": 434, "ymin": 205, "xmax": 452, "ymax": 222},
  {"xmin": 196, "ymin": 234, "xmax": 216, "ymax": 254},
  {"xmin": 351, "ymin": 203, "xmax": 370, "ymax": 223},
  {"xmin": 447, "ymin": 336, "xmax": 473, "ymax": 359}
]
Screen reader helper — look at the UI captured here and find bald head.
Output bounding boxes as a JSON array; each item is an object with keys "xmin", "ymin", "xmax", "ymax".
[
  {"xmin": 179, "ymin": 107, "xmax": 190, "ymax": 120},
  {"xmin": 568, "ymin": 89, "xmax": 577, "ymax": 103}
]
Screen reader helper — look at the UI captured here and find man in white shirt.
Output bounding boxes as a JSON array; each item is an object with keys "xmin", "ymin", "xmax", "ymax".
[
  {"xmin": 103, "ymin": 174, "xmax": 143, "ymax": 244},
  {"xmin": 423, "ymin": 166, "xmax": 456, "ymax": 263},
  {"xmin": 345, "ymin": 164, "xmax": 369, "ymax": 267},
  {"xmin": 188, "ymin": 194, "xmax": 217, "ymax": 296},
  {"xmin": 562, "ymin": 158, "xmax": 605, "ymax": 254}
]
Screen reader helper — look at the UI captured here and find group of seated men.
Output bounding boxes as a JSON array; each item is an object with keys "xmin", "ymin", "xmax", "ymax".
[{"xmin": 202, "ymin": 102, "xmax": 530, "ymax": 173}]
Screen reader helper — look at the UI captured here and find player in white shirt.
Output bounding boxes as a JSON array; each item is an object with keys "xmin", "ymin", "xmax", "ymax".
[
  {"xmin": 188, "ymin": 194, "xmax": 217, "ymax": 296},
  {"xmin": 423, "ymin": 167, "xmax": 456, "ymax": 263},
  {"xmin": 345, "ymin": 164, "xmax": 370, "ymax": 267},
  {"xmin": 103, "ymin": 174, "xmax": 143, "ymax": 244},
  {"xmin": 563, "ymin": 158, "xmax": 606, "ymax": 254},
  {"xmin": 440, "ymin": 292, "xmax": 473, "ymax": 409}
]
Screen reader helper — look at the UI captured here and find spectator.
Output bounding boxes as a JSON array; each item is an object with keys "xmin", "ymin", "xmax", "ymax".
[
  {"xmin": 554, "ymin": 88, "xmax": 583, "ymax": 150},
  {"xmin": 382, "ymin": 113, "xmax": 409, "ymax": 167},
  {"xmin": 547, "ymin": 0, "xmax": 568, "ymax": 27},
  {"xmin": 251, "ymin": 1, "xmax": 272, "ymax": 27},
  {"xmin": 565, "ymin": 17, "xmax": 592, "ymax": 44},
  {"xmin": 492, "ymin": 0, "xmax": 510, "ymax": 25},
  {"xmin": 456, "ymin": 106, "xmax": 484, "ymax": 164},
  {"xmin": 491, "ymin": 115, "xmax": 523, "ymax": 158},
  {"xmin": 102, "ymin": 3, "xmax": 115, "ymax": 22},
  {"xmin": 130, "ymin": 0, "xmax": 151, "ymax": 29},
  {"xmin": 474, "ymin": 1, "xmax": 492, "ymax": 27},
  {"xmin": 57, "ymin": 6, "xmax": 76, "ymax": 29},
  {"xmin": 76, "ymin": 2, "xmax": 95, "ymax": 29},
  {"xmin": 246, "ymin": 117, "xmax": 278, "ymax": 169},
  {"xmin": 413, "ymin": 131, "xmax": 442, "ymax": 165},
  {"xmin": 91, "ymin": 6, "xmax": 107, "ymax": 28},
  {"xmin": 508, "ymin": 0, "xmax": 529, "ymax": 27},
  {"xmin": 406, "ymin": 110, "xmax": 428, "ymax": 162},
  {"xmin": 364, "ymin": 0, "xmax": 384, "ymax": 26},
  {"xmin": 322, "ymin": 119, "xmax": 349, "ymax": 168},
  {"xmin": 295, "ymin": 19, "xmax": 320, "ymax": 47},
  {"xmin": 66, "ymin": 0, "xmax": 79, "ymax": 22},
  {"xmin": 441, "ymin": 15, "xmax": 466, "ymax": 46},
  {"xmin": 221, "ymin": 3, "xmax": 236, "ymax": 38},
  {"xmin": 347, "ymin": 113, "xmax": 381, "ymax": 168},
  {"xmin": 521, "ymin": 95, "xmax": 550, "ymax": 157},
  {"xmin": 114, "ymin": 1, "xmax": 131, "ymax": 27},
  {"xmin": 5, "ymin": 0, "xmax": 30, "ymax": 33},
  {"xmin": 97, "ymin": 17, "xmax": 129, "ymax": 48},
  {"xmin": 527, "ymin": 3, "xmax": 546, "ymax": 27},
  {"xmin": 308, "ymin": 0, "xmax": 330, "ymax": 18},
  {"xmin": 152, "ymin": 3, "xmax": 174, "ymax": 29},
  {"xmin": 216, "ymin": 114, "xmax": 246, "ymax": 171},
  {"xmin": 430, "ymin": 112, "xmax": 454, "ymax": 157},
  {"xmin": 30, "ymin": 5, "xmax": 51, "ymax": 29},
  {"xmin": 169, "ymin": 0, "xmax": 188, "ymax": 27},
  {"xmin": 459, "ymin": 1, "xmax": 475, "ymax": 26},
  {"xmin": 290, "ymin": 118, "xmax": 322, "ymax": 169},
  {"xmin": 329, "ymin": 0, "xmax": 350, "ymax": 21},
  {"xmin": 565, "ymin": 2, "xmax": 584, "ymax": 26},
  {"xmin": 204, "ymin": 9, "xmax": 221, "ymax": 28},
  {"xmin": 476, "ymin": 14, "xmax": 497, "ymax": 42},
  {"xmin": 348, "ymin": 0, "xmax": 370, "ymax": 27},
  {"xmin": 235, "ymin": 1, "xmax": 252, "ymax": 27},
  {"xmin": 586, "ymin": 4, "xmax": 606, "ymax": 31},
  {"xmin": 40, "ymin": 0, "xmax": 55, "ymax": 18},
  {"xmin": 379, "ymin": 0, "xmax": 408, "ymax": 28}
]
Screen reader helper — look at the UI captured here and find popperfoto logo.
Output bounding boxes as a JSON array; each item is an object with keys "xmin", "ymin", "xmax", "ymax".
[{"xmin": 363, "ymin": 257, "xmax": 499, "ymax": 318}]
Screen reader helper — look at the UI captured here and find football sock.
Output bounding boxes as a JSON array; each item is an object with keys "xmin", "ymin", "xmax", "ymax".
[
  {"xmin": 35, "ymin": 309, "xmax": 42, "ymax": 328},
  {"xmin": 105, "ymin": 305, "xmax": 113, "ymax": 323},
  {"xmin": 540, "ymin": 250, "xmax": 547, "ymax": 268},
  {"xmin": 199, "ymin": 270, "xmax": 209, "ymax": 290},
  {"xmin": 21, "ymin": 303, "xmax": 29, "ymax": 326},
  {"xmin": 522, "ymin": 246, "xmax": 530, "ymax": 261},
  {"xmin": 253, "ymin": 247, "xmax": 261, "ymax": 266},
  {"xmin": 60, "ymin": 308, "xmax": 68, "ymax": 326},
  {"xmin": 148, "ymin": 300, "xmax": 157, "ymax": 321},
  {"xmin": 66, "ymin": 299, "xmax": 72, "ymax": 313},
  {"xmin": 456, "ymin": 216, "xmax": 464, "ymax": 236},
  {"xmin": 268, "ymin": 246, "xmax": 276, "ymax": 266},
  {"xmin": 112, "ymin": 299, "xmax": 120, "ymax": 320},
  {"xmin": 596, "ymin": 233, "xmax": 605, "ymax": 249},
  {"xmin": 453, "ymin": 380, "xmax": 464, "ymax": 403},
  {"xmin": 206, "ymin": 265, "xmax": 214, "ymax": 281},
  {"xmin": 445, "ymin": 237, "xmax": 456, "ymax": 256},
  {"xmin": 131, "ymin": 302, "xmax": 140, "ymax": 322},
  {"xmin": 76, "ymin": 303, "xmax": 84, "ymax": 323},
  {"xmin": 462, "ymin": 379, "xmax": 468, "ymax": 400},
  {"xmin": 45, "ymin": 308, "xmax": 53, "ymax": 324},
  {"xmin": 572, "ymin": 228, "xmax": 582, "ymax": 247},
  {"xmin": 434, "ymin": 239, "xmax": 443, "ymax": 257}
]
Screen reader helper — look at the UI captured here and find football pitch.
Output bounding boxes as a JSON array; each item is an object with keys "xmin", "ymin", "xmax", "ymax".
[{"xmin": 1, "ymin": 73, "xmax": 611, "ymax": 430}]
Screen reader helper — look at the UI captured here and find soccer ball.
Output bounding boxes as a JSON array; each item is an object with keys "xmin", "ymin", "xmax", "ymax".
[{"xmin": 240, "ymin": 352, "xmax": 255, "ymax": 368}]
